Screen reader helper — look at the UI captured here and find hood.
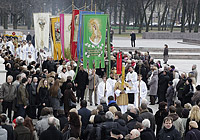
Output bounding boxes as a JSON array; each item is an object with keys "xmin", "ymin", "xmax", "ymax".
[
  {"xmin": 108, "ymin": 100, "xmax": 117, "ymax": 105},
  {"xmin": 168, "ymin": 113, "xmax": 179, "ymax": 121}
]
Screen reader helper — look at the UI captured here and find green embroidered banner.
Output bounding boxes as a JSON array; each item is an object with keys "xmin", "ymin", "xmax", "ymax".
[{"xmin": 83, "ymin": 14, "xmax": 108, "ymax": 69}]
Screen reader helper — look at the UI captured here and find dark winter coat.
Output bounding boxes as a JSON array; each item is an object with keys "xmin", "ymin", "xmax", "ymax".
[
  {"xmin": 2, "ymin": 124, "xmax": 14, "ymax": 140},
  {"xmin": 39, "ymin": 125, "xmax": 63, "ymax": 140},
  {"xmin": 185, "ymin": 118, "xmax": 200, "ymax": 134},
  {"xmin": 50, "ymin": 88, "xmax": 62, "ymax": 110},
  {"xmin": 176, "ymin": 78, "xmax": 186, "ymax": 99},
  {"xmin": 157, "ymin": 125, "xmax": 181, "ymax": 140},
  {"xmin": 166, "ymin": 86, "xmax": 175, "ymax": 102},
  {"xmin": 141, "ymin": 127, "xmax": 156, "ymax": 140},
  {"xmin": 1, "ymin": 82, "xmax": 16, "ymax": 102},
  {"xmin": 38, "ymin": 87, "xmax": 50, "ymax": 106},
  {"xmin": 139, "ymin": 109, "xmax": 155, "ymax": 132},
  {"xmin": 57, "ymin": 114, "xmax": 68, "ymax": 131},
  {"xmin": 157, "ymin": 73, "xmax": 170, "ymax": 102},
  {"xmin": 78, "ymin": 107, "xmax": 91, "ymax": 130},
  {"xmin": 101, "ymin": 103, "xmax": 109, "ymax": 113},
  {"xmin": 155, "ymin": 109, "xmax": 168, "ymax": 135},
  {"xmin": 185, "ymin": 128, "xmax": 200, "ymax": 140},
  {"xmin": 191, "ymin": 90, "xmax": 200, "ymax": 104},
  {"xmin": 14, "ymin": 124, "xmax": 31, "ymax": 140},
  {"xmin": 74, "ymin": 70, "xmax": 89, "ymax": 90},
  {"xmin": 83, "ymin": 123, "xmax": 102, "ymax": 140},
  {"xmin": 17, "ymin": 84, "xmax": 29, "ymax": 106},
  {"xmin": 127, "ymin": 119, "xmax": 138, "ymax": 133},
  {"xmin": 63, "ymin": 88, "xmax": 76, "ymax": 114},
  {"xmin": 101, "ymin": 119, "xmax": 118, "ymax": 140},
  {"xmin": 183, "ymin": 84, "xmax": 194, "ymax": 104},
  {"xmin": 114, "ymin": 119, "xmax": 128, "ymax": 136}
]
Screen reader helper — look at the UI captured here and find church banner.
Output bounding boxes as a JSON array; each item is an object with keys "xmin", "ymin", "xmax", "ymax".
[
  {"xmin": 51, "ymin": 17, "xmax": 62, "ymax": 60},
  {"xmin": 82, "ymin": 14, "xmax": 108, "ymax": 69},
  {"xmin": 60, "ymin": 14, "xmax": 72, "ymax": 60},
  {"xmin": 70, "ymin": 10, "xmax": 79, "ymax": 60},
  {"xmin": 77, "ymin": 11, "xmax": 103, "ymax": 61},
  {"xmin": 34, "ymin": 13, "xmax": 51, "ymax": 50}
]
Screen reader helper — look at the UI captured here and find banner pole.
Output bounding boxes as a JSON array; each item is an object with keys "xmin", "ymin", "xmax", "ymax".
[
  {"xmin": 91, "ymin": 0, "xmax": 93, "ymax": 11},
  {"xmin": 107, "ymin": 15, "xmax": 111, "ymax": 78},
  {"xmin": 72, "ymin": 0, "xmax": 74, "ymax": 10},
  {"xmin": 84, "ymin": 2, "xmax": 87, "ymax": 11}
]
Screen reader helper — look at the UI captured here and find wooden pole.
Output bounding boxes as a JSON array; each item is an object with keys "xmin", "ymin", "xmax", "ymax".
[
  {"xmin": 95, "ymin": 3, "xmax": 96, "ymax": 14},
  {"xmin": 91, "ymin": 0, "xmax": 93, "ymax": 11},
  {"xmin": 93, "ymin": 65, "xmax": 96, "ymax": 101},
  {"xmin": 138, "ymin": 63, "xmax": 141, "ymax": 107},
  {"xmin": 72, "ymin": 0, "xmax": 74, "ymax": 11},
  {"xmin": 84, "ymin": 2, "xmax": 87, "ymax": 11}
]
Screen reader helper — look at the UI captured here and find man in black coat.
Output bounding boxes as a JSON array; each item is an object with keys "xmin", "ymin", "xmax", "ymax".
[
  {"xmin": 157, "ymin": 117, "xmax": 181, "ymax": 140},
  {"xmin": 74, "ymin": 64, "xmax": 89, "ymax": 102},
  {"xmin": 108, "ymin": 96, "xmax": 121, "ymax": 111},
  {"xmin": 130, "ymin": 31, "xmax": 136, "ymax": 47},
  {"xmin": 157, "ymin": 70, "xmax": 170, "ymax": 103},
  {"xmin": 78, "ymin": 100, "xmax": 91, "ymax": 131},
  {"xmin": 39, "ymin": 117, "xmax": 63, "ymax": 140},
  {"xmin": 141, "ymin": 119, "xmax": 156, "ymax": 140}
]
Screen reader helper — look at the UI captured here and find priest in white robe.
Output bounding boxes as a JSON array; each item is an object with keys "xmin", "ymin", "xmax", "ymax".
[
  {"xmin": 126, "ymin": 66, "xmax": 138, "ymax": 104},
  {"xmin": 135, "ymin": 75, "xmax": 148, "ymax": 107},
  {"xmin": 107, "ymin": 72, "xmax": 117, "ymax": 97},
  {"xmin": 97, "ymin": 76, "xmax": 112, "ymax": 105}
]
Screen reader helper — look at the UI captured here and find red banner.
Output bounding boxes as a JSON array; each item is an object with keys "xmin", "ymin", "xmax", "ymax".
[
  {"xmin": 70, "ymin": 10, "xmax": 79, "ymax": 60},
  {"xmin": 117, "ymin": 52, "xmax": 122, "ymax": 74}
]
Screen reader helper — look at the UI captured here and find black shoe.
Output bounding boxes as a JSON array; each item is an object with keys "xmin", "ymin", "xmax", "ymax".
[
  {"xmin": 90, "ymin": 104, "xmax": 92, "ymax": 106},
  {"xmin": 95, "ymin": 104, "xmax": 98, "ymax": 106}
]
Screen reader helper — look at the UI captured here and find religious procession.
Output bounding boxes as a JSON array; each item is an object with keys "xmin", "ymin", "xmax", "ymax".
[{"xmin": 0, "ymin": 1, "xmax": 199, "ymax": 140}]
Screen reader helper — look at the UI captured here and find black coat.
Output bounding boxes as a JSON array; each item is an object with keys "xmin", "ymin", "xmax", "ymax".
[
  {"xmin": 157, "ymin": 125, "xmax": 181, "ymax": 140},
  {"xmin": 114, "ymin": 119, "xmax": 128, "ymax": 136},
  {"xmin": 38, "ymin": 87, "xmax": 50, "ymax": 106},
  {"xmin": 185, "ymin": 128, "xmax": 200, "ymax": 140},
  {"xmin": 101, "ymin": 103, "xmax": 109, "ymax": 113},
  {"xmin": 183, "ymin": 84, "xmax": 194, "ymax": 104},
  {"xmin": 78, "ymin": 107, "xmax": 91, "ymax": 130},
  {"xmin": 2, "ymin": 124, "xmax": 14, "ymax": 140},
  {"xmin": 155, "ymin": 109, "xmax": 168, "ymax": 135},
  {"xmin": 157, "ymin": 73, "xmax": 170, "ymax": 102},
  {"xmin": 101, "ymin": 120, "xmax": 118, "ymax": 140},
  {"xmin": 47, "ymin": 61, "xmax": 56, "ymax": 73},
  {"xmin": 39, "ymin": 125, "xmax": 63, "ymax": 140},
  {"xmin": 57, "ymin": 114, "xmax": 68, "ymax": 131},
  {"xmin": 139, "ymin": 109, "xmax": 155, "ymax": 132},
  {"xmin": 83, "ymin": 123, "xmax": 102, "ymax": 140},
  {"xmin": 185, "ymin": 118, "xmax": 200, "ymax": 134},
  {"xmin": 141, "ymin": 128, "xmax": 156, "ymax": 140},
  {"xmin": 130, "ymin": 33, "xmax": 136, "ymax": 41},
  {"xmin": 127, "ymin": 119, "xmax": 138, "ymax": 133},
  {"xmin": 75, "ymin": 70, "xmax": 89, "ymax": 90}
]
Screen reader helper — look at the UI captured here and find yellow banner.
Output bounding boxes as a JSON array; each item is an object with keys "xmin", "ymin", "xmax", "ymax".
[{"xmin": 51, "ymin": 17, "xmax": 62, "ymax": 60}]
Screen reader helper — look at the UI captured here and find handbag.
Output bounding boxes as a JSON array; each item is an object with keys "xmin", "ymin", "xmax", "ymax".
[{"xmin": 69, "ymin": 98, "xmax": 76, "ymax": 108}]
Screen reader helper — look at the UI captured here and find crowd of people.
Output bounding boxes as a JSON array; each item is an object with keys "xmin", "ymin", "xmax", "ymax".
[{"xmin": 0, "ymin": 33, "xmax": 199, "ymax": 140}]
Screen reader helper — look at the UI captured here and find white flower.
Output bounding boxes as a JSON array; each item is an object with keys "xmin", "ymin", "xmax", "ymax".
[
  {"xmin": 92, "ymin": 45, "xmax": 95, "ymax": 48},
  {"xmin": 88, "ymin": 44, "xmax": 91, "ymax": 48},
  {"xmin": 87, "ymin": 55, "xmax": 90, "ymax": 58}
]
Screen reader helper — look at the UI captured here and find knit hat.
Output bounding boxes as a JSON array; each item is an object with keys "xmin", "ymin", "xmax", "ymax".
[
  {"xmin": 189, "ymin": 121, "xmax": 198, "ymax": 129},
  {"xmin": 111, "ymin": 128, "xmax": 121, "ymax": 135}
]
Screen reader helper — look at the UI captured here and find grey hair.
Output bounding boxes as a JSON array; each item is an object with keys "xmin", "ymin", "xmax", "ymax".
[
  {"xmin": 16, "ymin": 116, "xmax": 24, "ymax": 124},
  {"xmin": 48, "ymin": 117, "xmax": 56, "ymax": 125},
  {"xmin": 127, "ymin": 104, "xmax": 135, "ymax": 112},
  {"xmin": 100, "ymin": 97, "xmax": 106, "ymax": 104},
  {"xmin": 142, "ymin": 119, "xmax": 151, "ymax": 128},
  {"xmin": 141, "ymin": 99, "xmax": 149, "ymax": 105},
  {"xmin": 131, "ymin": 129, "xmax": 140, "ymax": 138},
  {"xmin": 105, "ymin": 111, "xmax": 114, "ymax": 120},
  {"xmin": 7, "ymin": 75, "xmax": 13, "ymax": 81}
]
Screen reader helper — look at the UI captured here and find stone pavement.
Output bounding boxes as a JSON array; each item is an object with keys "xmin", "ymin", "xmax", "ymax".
[{"xmin": 113, "ymin": 37, "xmax": 200, "ymax": 48}]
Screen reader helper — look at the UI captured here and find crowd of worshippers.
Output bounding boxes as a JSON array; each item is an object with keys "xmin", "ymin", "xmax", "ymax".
[
  {"xmin": 1, "ymin": 99, "xmax": 200, "ymax": 140},
  {"xmin": 0, "ymin": 33, "xmax": 199, "ymax": 139}
]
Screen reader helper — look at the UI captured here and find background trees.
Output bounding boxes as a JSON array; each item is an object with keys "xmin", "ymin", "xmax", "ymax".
[{"xmin": 0, "ymin": 0, "xmax": 199, "ymax": 33}]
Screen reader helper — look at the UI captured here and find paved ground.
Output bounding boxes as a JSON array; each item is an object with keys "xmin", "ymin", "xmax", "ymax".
[{"xmin": 113, "ymin": 37, "xmax": 200, "ymax": 48}]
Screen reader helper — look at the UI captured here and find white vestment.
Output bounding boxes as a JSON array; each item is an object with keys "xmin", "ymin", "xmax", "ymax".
[
  {"xmin": 107, "ymin": 78, "xmax": 117, "ymax": 97},
  {"xmin": 97, "ymin": 81, "xmax": 112, "ymax": 105},
  {"xmin": 126, "ymin": 71, "xmax": 138, "ymax": 93},
  {"xmin": 66, "ymin": 70, "xmax": 75, "ymax": 79},
  {"xmin": 135, "ymin": 80, "xmax": 147, "ymax": 107}
]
